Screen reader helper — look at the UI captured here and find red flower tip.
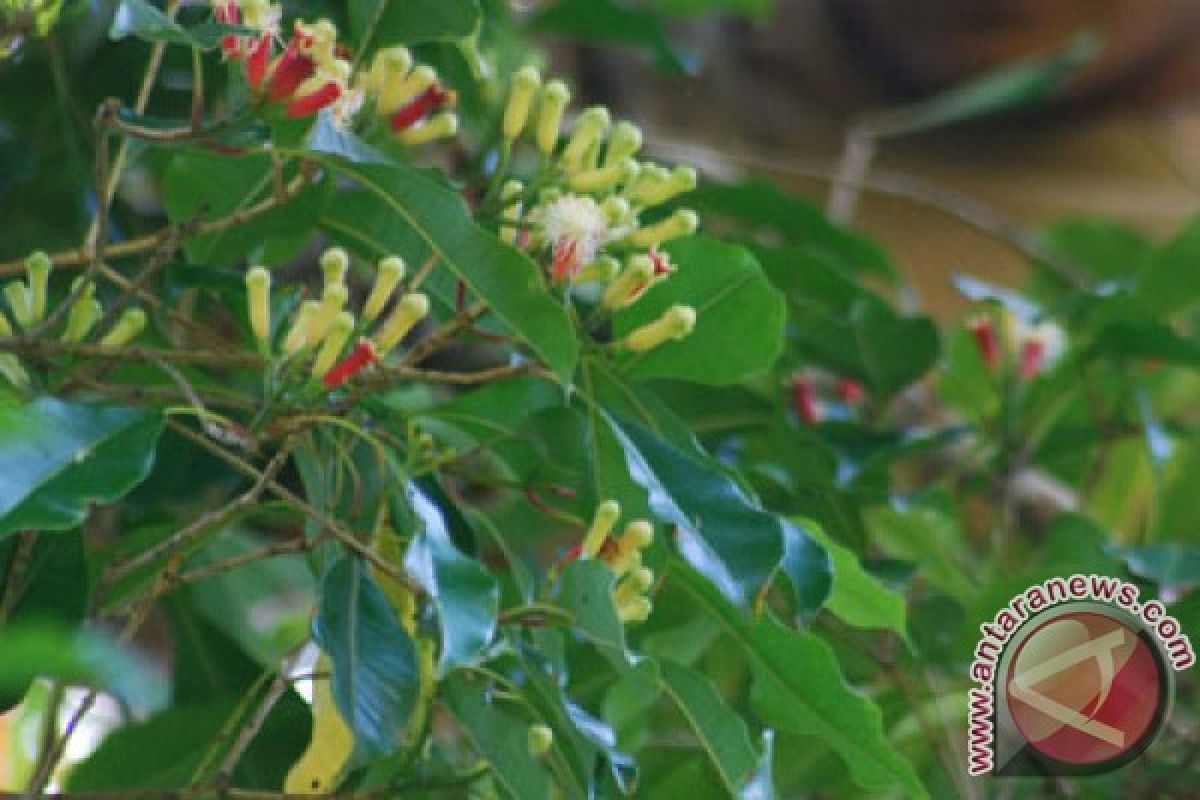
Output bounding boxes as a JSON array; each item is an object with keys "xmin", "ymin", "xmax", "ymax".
[
  {"xmin": 389, "ymin": 85, "xmax": 452, "ymax": 132},
  {"xmin": 648, "ymin": 248, "xmax": 673, "ymax": 277},
  {"xmin": 215, "ymin": 1, "xmax": 243, "ymax": 59},
  {"xmin": 1019, "ymin": 339, "xmax": 1045, "ymax": 380},
  {"xmin": 790, "ymin": 375, "xmax": 821, "ymax": 426},
  {"xmin": 968, "ymin": 316, "xmax": 1000, "ymax": 369},
  {"xmin": 267, "ymin": 42, "xmax": 316, "ymax": 101},
  {"xmin": 551, "ymin": 239, "xmax": 579, "ymax": 282},
  {"xmin": 837, "ymin": 378, "xmax": 865, "ymax": 405},
  {"xmin": 245, "ymin": 33, "xmax": 272, "ymax": 88},
  {"xmin": 286, "ymin": 81, "xmax": 342, "ymax": 118},
  {"xmin": 322, "ymin": 338, "xmax": 378, "ymax": 388}
]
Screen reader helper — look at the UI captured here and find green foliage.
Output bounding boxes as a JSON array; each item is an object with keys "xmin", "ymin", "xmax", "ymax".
[{"xmin": 0, "ymin": 0, "xmax": 1197, "ymax": 797}]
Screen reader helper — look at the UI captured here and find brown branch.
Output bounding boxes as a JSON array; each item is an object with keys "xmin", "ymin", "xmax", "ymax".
[
  {"xmin": 0, "ymin": 166, "xmax": 316, "ymax": 278},
  {"xmin": 167, "ymin": 421, "xmax": 419, "ymax": 593},
  {"xmin": 0, "ymin": 338, "xmax": 261, "ymax": 367}
]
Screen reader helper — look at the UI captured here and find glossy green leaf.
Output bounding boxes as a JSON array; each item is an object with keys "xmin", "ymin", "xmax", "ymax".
[
  {"xmin": 673, "ymin": 564, "xmax": 928, "ymax": 799},
  {"xmin": 442, "ymin": 672, "xmax": 553, "ymax": 800},
  {"xmin": 785, "ymin": 256, "xmax": 939, "ymax": 396},
  {"xmin": 307, "ymin": 158, "xmax": 579, "ymax": 381},
  {"xmin": 866, "ymin": 506, "xmax": 976, "ymax": 604},
  {"xmin": 0, "ymin": 398, "xmax": 162, "ymax": 538},
  {"xmin": 615, "ymin": 236, "xmax": 786, "ymax": 385},
  {"xmin": 1119, "ymin": 544, "xmax": 1200, "ymax": 593},
  {"xmin": 313, "ymin": 557, "xmax": 419, "ymax": 758},
  {"xmin": 1091, "ymin": 323, "xmax": 1200, "ymax": 366},
  {"xmin": 1039, "ymin": 217, "xmax": 1152, "ymax": 280},
  {"xmin": 778, "ymin": 520, "xmax": 832, "ymax": 624},
  {"xmin": 554, "ymin": 559, "xmax": 626, "ymax": 660},
  {"xmin": 349, "ymin": 0, "xmax": 480, "ymax": 52},
  {"xmin": 402, "ymin": 483, "xmax": 498, "ymax": 673},
  {"xmin": 0, "ymin": 623, "xmax": 167, "ymax": 709},
  {"xmin": 608, "ymin": 416, "xmax": 790, "ymax": 607},
  {"xmin": 800, "ymin": 518, "xmax": 906, "ymax": 637},
  {"xmin": 658, "ymin": 660, "xmax": 761, "ymax": 794}
]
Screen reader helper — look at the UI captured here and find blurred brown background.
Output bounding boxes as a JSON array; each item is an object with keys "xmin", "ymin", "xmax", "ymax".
[{"xmin": 557, "ymin": 0, "xmax": 1200, "ymax": 315}]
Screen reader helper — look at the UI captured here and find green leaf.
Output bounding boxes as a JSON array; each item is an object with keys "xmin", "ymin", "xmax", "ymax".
[
  {"xmin": 866, "ymin": 506, "xmax": 975, "ymax": 604},
  {"xmin": 686, "ymin": 180, "xmax": 894, "ymax": 278},
  {"xmin": 0, "ymin": 623, "xmax": 167, "ymax": 709},
  {"xmin": 0, "ymin": 531, "xmax": 89, "ymax": 709},
  {"xmin": 554, "ymin": 559, "xmax": 626, "ymax": 660},
  {"xmin": 530, "ymin": 0, "xmax": 687, "ymax": 73},
  {"xmin": 109, "ymin": 0, "xmax": 252, "ymax": 50},
  {"xmin": 0, "ymin": 398, "xmax": 162, "ymax": 538},
  {"xmin": 778, "ymin": 520, "xmax": 832, "ymax": 624},
  {"xmin": 800, "ymin": 519, "xmax": 906, "ymax": 637},
  {"xmin": 442, "ymin": 672, "xmax": 553, "ymax": 800},
  {"xmin": 306, "ymin": 158, "xmax": 579, "ymax": 382},
  {"xmin": 1039, "ymin": 217, "xmax": 1152, "ymax": 280},
  {"xmin": 1119, "ymin": 214, "xmax": 1200, "ymax": 317},
  {"xmin": 658, "ymin": 660, "xmax": 761, "ymax": 794},
  {"xmin": 1119, "ymin": 544, "xmax": 1200, "ymax": 593},
  {"xmin": 650, "ymin": 0, "xmax": 770, "ymax": 19},
  {"xmin": 314, "ymin": 557, "xmax": 419, "ymax": 759},
  {"xmin": 673, "ymin": 564, "xmax": 928, "ymax": 799},
  {"xmin": 614, "ymin": 236, "xmax": 786, "ymax": 385},
  {"xmin": 784, "ymin": 256, "xmax": 939, "ymax": 396},
  {"xmin": 858, "ymin": 34, "xmax": 1097, "ymax": 138},
  {"xmin": 608, "ymin": 416, "xmax": 790, "ymax": 607},
  {"xmin": 401, "ymin": 483, "xmax": 498, "ymax": 674},
  {"xmin": 1090, "ymin": 323, "xmax": 1200, "ymax": 366},
  {"xmin": 349, "ymin": 0, "xmax": 480, "ymax": 52},
  {"xmin": 162, "ymin": 150, "xmax": 333, "ymax": 265}
]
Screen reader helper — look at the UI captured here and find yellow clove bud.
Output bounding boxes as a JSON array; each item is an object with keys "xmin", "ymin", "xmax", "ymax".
[
  {"xmin": 616, "ymin": 594, "xmax": 653, "ymax": 624},
  {"xmin": 562, "ymin": 107, "xmax": 610, "ymax": 173},
  {"xmin": 62, "ymin": 296, "xmax": 101, "ymax": 344},
  {"xmin": 625, "ymin": 165, "xmax": 697, "ymax": 207},
  {"xmin": 375, "ymin": 292, "xmax": 429, "ymax": 355},
  {"xmin": 528, "ymin": 724, "xmax": 554, "ymax": 757},
  {"xmin": 245, "ymin": 267, "xmax": 271, "ymax": 345},
  {"xmin": 623, "ymin": 305, "xmax": 696, "ymax": 352},
  {"xmin": 25, "ymin": 251, "xmax": 50, "ymax": 323},
  {"xmin": 574, "ymin": 255, "xmax": 620, "ymax": 284},
  {"xmin": 601, "ymin": 255, "xmax": 655, "ymax": 310},
  {"xmin": 320, "ymin": 247, "xmax": 350, "ymax": 288},
  {"xmin": 365, "ymin": 46, "xmax": 412, "ymax": 98},
  {"xmin": 312, "ymin": 311, "xmax": 355, "ymax": 379},
  {"xmin": 607, "ymin": 519, "xmax": 654, "ymax": 575},
  {"xmin": 606, "ymin": 121, "xmax": 642, "ymax": 164},
  {"xmin": 626, "ymin": 209, "xmax": 699, "ymax": 249},
  {"xmin": 283, "ymin": 301, "xmax": 320, "ymax": 355},
  {"xmin": 582, "ymin": 500, "xmax": 621, "ymax": 559},
  {"xmin": 307, "ymin": 284, "xmax": 349, "ymax": 347},
  {"xmin": 569, "ymin": 158, "xmax": 638, "ymax": 193},
  {"xmin": 535, "ymin": 80, "xmax": 571, "ymax": 156},
  {"xmin": 503, "ymin": 66, "xmax": 541, "ymax": 141},
  {"xmin": 99, "ymin": 308, "xmax": 147, "ymax": 349},
  {"xmin": 398, "ymin": 112, "xmax": 458, "ymax": 146},
  {"xmin": 613, "ymin": 567, "xmax": 655, "ymax": 607},
  {"xmin": 362, "ymin": 256, "xmax": 405, "ymax": 324},
  {"xmin": 382, "ymin": 65, "xmax": 436, "ymax": 115},
  {"xmin": 4, "ymin": 282, "xmax": 32, "ymax": 330}
]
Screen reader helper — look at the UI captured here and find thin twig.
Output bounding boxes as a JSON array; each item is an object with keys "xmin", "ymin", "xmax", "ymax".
[{"xmin": 167, "ymin": 421, "xmax": 419, "ymax": 593}]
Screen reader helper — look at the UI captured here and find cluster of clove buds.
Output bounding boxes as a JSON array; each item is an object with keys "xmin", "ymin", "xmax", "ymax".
[
  {"xmin": 496, "ymin": 67, "xmax": 700, "ymax": 353},
  {"xmin": 0, "ymin": 252, "xmax": 147, "ymax": 390},
  {"xmin": 244, "ymin": 247, "xmax": 429, "ymax": 389},
  {"xmin": 214, "ymin": 0, "xmax": 457, "ymax": 143},
  {"xmin": 967, "ymin": 309, "xmax": 1065, "ymax": 380}
]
